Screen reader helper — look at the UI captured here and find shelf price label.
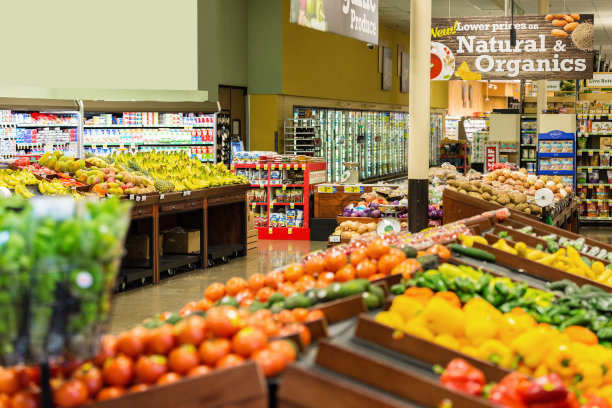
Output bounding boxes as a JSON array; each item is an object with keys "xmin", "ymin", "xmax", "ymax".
[
  {"xmin": 102, "ymin": 144, "xmax": 108, "ymax": 149},
  {"xmin": 344, "ymin": 185, "xmax": 363, "ymax": 193},
  {"xmin": 596, "ymin": 115, "xmax": 602, "ymax": 120},
  {"xmin": 288, "ymin": 228, "xmax": 292, "ymax": 235},
  {"xmin": 263, "ymin": 164, "xmax": 268, "ymax": 170},
  {"xmin": 255, "ymin": 164, "xmax": 260, "ymax": 170},
  {"xmin": 293, "ymin": 164, "xmax": 298, "ymax": 170},
  {"xmin": 290, "ymin": 203, "xmax": 294, "ymax": 209},
  {"xmin": 251, "ymin": 203, "xmax": 256, "ymax": 209},
  {"xmin": 159, "ymin": 194, "xmax": 165, "ymax": 200},
  {"xmin": 271, "ymin": 164, "xmax": 276, "ymax": 170},
  {"xmin": 183, "ymin": 190, "xmax": 191, "ymax": 197},
  {"xmin": 588, "ymin": 168, "xmax": 593, "ymax": 172},
  {"xmin": 269, "ymin": 228, "xmax": 273, "ymax": 234},
  {"xmin": 282, "ymin": 184, "xmax": 287, "ymax": 190},
  {"xmin": 131, "ymin": 143, "xmax": 136, "ymax": 149},
  {"xmin": 329, "ymin": 235, "xmax": 340, "ymax": 243},
  {"xmin": 317, "ymin": 186, "xmax": 336, "ymax": 193},
  {"xmin": 135, "ymin": 196, "xmax": 141, "ymax": 202},
  {"xmin": 230, "ymin": 164, "xmax": 234, "ymax": 170},
  {"xmin": 589, "ymin": 151, "xmax": 594, "ymax": 156},
  {"xmin": 91, "ymin": 144, "xmax": 97, "ymax": 149},
  {"xmin": 301, "ymin": 164, "xmax": 306, "ymax": 170},
  {"xmin": 119, "ymin": 144, "xmax": 124, "ymax": 149},
  {"xmin": 260, "ymin": 183, "xmax": 265, "ymax": 189}
]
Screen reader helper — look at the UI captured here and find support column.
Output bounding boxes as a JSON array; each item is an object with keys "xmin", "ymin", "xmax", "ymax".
[
  {"xmin": 407, "ymin": 0, "xmax": 431, "ymax": 233},
  {"xmin": 536, "ymin": 0, "xmax": 549, "ymax": 132}
]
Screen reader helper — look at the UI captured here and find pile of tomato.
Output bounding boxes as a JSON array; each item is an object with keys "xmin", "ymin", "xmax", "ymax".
[{"xmin": 0, "ymin": 305, "xmax": 306, "ymax": 407}]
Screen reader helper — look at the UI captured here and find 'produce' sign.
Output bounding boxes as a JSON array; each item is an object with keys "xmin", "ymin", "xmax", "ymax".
[
  {"xmin": 430, "ymin": 14, "xmax": 594, "ymax": 80},
  {"xmin": 290, "ymin": 0, "xmax": 378, "ymax": 44}
]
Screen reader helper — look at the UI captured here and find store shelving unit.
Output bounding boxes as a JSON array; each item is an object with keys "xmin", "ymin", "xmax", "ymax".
[
  {"xmin": 216, "ymin": 111, "xmax": 231, "ymax": 165},
  {"xmin": 429, "ymin": 112, "xmax": 443, "ymax": 166},
  {"xmin": 439, "ymin": 141, "xmax": 470, "ymax": 174},
  {"xmin": 463, "ymin": 116, "xmax": 489, "ymax": 141},
  {"xmin": 284, "ymin": 117, "xmax": 321, "ymax": 157},
  {"xmin": 537, "ymin": 130, "xmax": 575, "ymax": 186},
  {"xmin": 82, "ymin": 110, "xmax": 217, "ymax": 163},
  {"xmin": 232, "ymin": 161, "xmax": 326, "ymax": 240},
  {"xmin": 520, "ymin": 116, "xmax": 538, "ymax": 172},
  {"xmin": 444, "ymin": 116, "xmax": 460, "ymax": 139}
]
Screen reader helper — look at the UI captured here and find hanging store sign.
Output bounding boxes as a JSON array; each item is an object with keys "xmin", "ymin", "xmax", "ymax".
[
  {"xmin": 290, "ymin": 0, "xmax": 378, "ymax": 44},
  {"xmin": 486, "ymin": 145, "xmax": 498, "ymax": 171},
  {"xmin": 430, "ymin": 15, "xmax": 594, "ymax": 81},
  {"xmin": 586, "ymin": 73, "xmax": 612, "ymax": 88}
]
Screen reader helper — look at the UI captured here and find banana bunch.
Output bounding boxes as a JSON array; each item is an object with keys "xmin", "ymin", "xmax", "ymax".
[
  {"xmin": 38, "ymin": 179, "xmax": 70, "ymax": 195},
  {"xmin": 14, "ymin": 183, "xmax": 34, "ymax": 199}
]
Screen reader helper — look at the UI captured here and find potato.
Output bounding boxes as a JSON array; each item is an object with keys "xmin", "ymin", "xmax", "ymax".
[
  {"xmin": 459, "ymin": 189, "xmax": 467, "ymax": 194},
  {"xmin": 481, "ymin": 185, "xmax": 494, "ymax": 194},
  {"xmin": 471, "ymin": 181, "xmax": 482, "ymax": 189},
  {"xmin": 469, "ymin": 185, "xmax": 480, "ymax": 192},
  {"xmin": 468, "ymin": 192, "xmax": 482, "ymax": 198},
  {"xmin": 497, "ymin": 195, "xmax": 510, "ymax": 205},
  {"xmin": 481, "ymin": 192, "xmax": 491, "ymax": 201},
  {"xmin": 459, "ymin": 182, "xmax": 471, "ymax": 191},
  {"xmin": 448, "ymin": 179, "xmax": 460, "ymax": 187},
  {"xmin": 447, "ymin": 186, "xmax": 458, "ymax": 191},
  {"xmin": 515, "ymin": 203, "xmax": 528, "ymax": 211},
  {"xmin": 506, "ymin": 203, "xmax": 516, "ymax": 209},
  {"xmin": 490, "ymin": 195, "xmax": 497, "ymax": 202},
  {"xmin": 529, "ymin": 204, "xmax": 542, "ymax": 215},
  {"xmin": 524, "ymin": 208, "xmax": 532, "ymax": 214}
]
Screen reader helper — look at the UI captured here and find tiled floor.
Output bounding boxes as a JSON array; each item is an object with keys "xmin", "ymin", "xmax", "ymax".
[{"xmin": 109, "ymin": 240, "xmax": 327, "ymax": 334}]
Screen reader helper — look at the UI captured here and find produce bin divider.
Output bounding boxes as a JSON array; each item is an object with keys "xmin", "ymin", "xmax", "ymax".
[
  {"xmin": 310, "ymin": 295, "xmax": 367, "ymax": 324},
  {"xmin": 354, "ymin": 314, "xmax": 511, "ymax": 382}
]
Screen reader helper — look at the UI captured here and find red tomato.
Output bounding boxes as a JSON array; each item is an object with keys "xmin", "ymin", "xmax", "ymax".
[
  {"xmin": 134, "ymin": 355, "xmax": 167, "ymax": 384},
  {"xmin": 147, "ymin": 324, "xmax": 176, "ymax": 355},
  {"xmin": 206, "ymin": 306, "xmax": 244, "ymax": 338},
  {"xmin": 129, "ymin": 384, "xmax": 149, "ymax": 393},
  {"xmin": 0, "ymin": 394, "xmax": 9, "ymax": 408},
  {"xmin": 9, "ymin": 391, "xmax": 39, "ymax": 408},
  {"xmin": 102, "ymin": 355, "xmax": 134, "ymax": 387},
  {"xmin": 93, "ymin": 335, "xmax": 118, "ymax": 366},
  {"xmin": 231, "ymin": 326, "xmax": 268, "ymax": 358},
  {"xmin": 186, "ymin": 365, "xmax": 212, "ymax": 378},
  {"xmin": 215, "ymin": 354, "xmax": 245, "ymax": 369},
  {"xmin": 199, "ymin": 338, "xmax": 231, "ymax": 366},
  {"xmin": 0, "ymin": 368, "xmax": 20, "ymax": 395},
  {"xmin": 156, "ymin": 372, "xmax": 181, "ymax": 386},
  {"xmin": 175, "ymin": 315, "xmax": 207, "ymax": 346},
  {"xmin": 96, "ymin": 387, "xmax": 125, "ymax": 402},
  {"xmin": 168, "ymin": 345, "xmax": 199, "ymax": 375},
  {"xmin": 53, "ymin": 380, "xmax": 88, "ymax": 408},
  {"xmin": 279, "ymin": 324, "xmax": 311, "ymax": 347},
  {"xmin": 72, "ymin": 364, "xmax": 103, "ymax": 397},
  {"xmin": 268, "ymin": 340, "xmax": 298, "ymax": 364},
  {"xmin": 14, "ymin": 366, "xmax": 40, "ymax": 389},
  {"xmin": 251, "ymin": 349, "xmax": 287, "ymax": 378},
  {"xmin": 117, "ymin": 326, "xmax": 149, "ymax": 357}
]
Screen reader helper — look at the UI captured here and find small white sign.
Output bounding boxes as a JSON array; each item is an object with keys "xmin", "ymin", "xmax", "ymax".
[{"xmin": 587, "ymin": 73, "xmax": 612, "ymax": 88}]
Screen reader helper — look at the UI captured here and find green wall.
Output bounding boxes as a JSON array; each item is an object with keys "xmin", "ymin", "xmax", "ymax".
[
  {"xmin": 198, "ymin": 0, "xmax": 249, "ymax": 101},
  {"xmin": 247, "ymin": 0, "xmax": 283, "ymax": 95}
]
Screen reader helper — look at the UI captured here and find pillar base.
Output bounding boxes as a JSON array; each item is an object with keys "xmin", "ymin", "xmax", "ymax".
[{"xmin": 408, "ymin": 178, "xmax": 429, "ymax": 233}]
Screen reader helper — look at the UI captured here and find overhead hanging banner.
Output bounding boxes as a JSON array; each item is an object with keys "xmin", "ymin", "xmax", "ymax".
[
  {"xmin": 290, "ymin": 0, "xmax": 378, "ymax": 44},
  {"xmin": 430, "ymin": 14, "xmax": 594, "ymax": 81}
]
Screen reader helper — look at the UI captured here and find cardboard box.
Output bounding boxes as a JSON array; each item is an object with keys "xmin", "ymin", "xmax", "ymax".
[
  {"xmin": 125, "ymin": 235, "xmax": 150, "ymax": 260},
  {"xmin": 163, "ymin": 229, "xmax": 200, "ymax": 254}
]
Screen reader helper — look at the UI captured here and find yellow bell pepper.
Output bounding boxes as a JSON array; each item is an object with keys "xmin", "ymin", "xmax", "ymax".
[
  {"xmin": 460, "ymin": 345, "xmax": 480, "ymax": 358},
  {"xmin": 402, "ymin": 317, "xmax": 434, "ymax": 341},
  {"xmin": 375, "ymin": 311, "xmax": 404, "ymax": 329},
  {"xmin": 389, "ymin": 296, "xmax": 423, "ymax": 322},
  {"xmin": 599, "ymin": 348, "xmax": 612, "ymax": 385},
  {"xmin": 478, "ymin": 339, "xmax": 514, "ymax": 368},
  {"xmin": 421, "ymin": 297, "xmax": 465, "ymax": 337},
  {"xmin": 511, "ymin": 327, "xmax": 555, "ymax": 369},
  {"xmin": 514, "ymin": 241, "xmax": 528, "ymax": 257},
  {"xmin": 434, "ymin": 334, "xmax": 461, "ymax": 351},
  {"xmin": 545, "ymin": 342, "xmax": 576, "ymax": 379},
  {"xmin": 538, "ymin": 252, "xmax": 559, "ymax": 266},
  {"xmin": 527, "ymin": 249, "xmax": 546, "ymax": 261},
  {"xmin": 459, "ymin": 234, "xmax": 488, "ymax": 247},
  {"xmin": 598, "ymin": 269, "xmax": 612, "ymax": 283},
  {"xmin": 567, "ymin": 246, "xmax": 581, "ymax": 260},
  {"xmin": 463, "ymin": 297, "xmax": 502, "ymax": 317},
  {"xmin": 592, "ymin": 262, "xmax": 605, "ymax": 276},
  {"xmin": 533, "ymin": 364, "xmax": 549, "ymax": 377},
  {"xmin": 594, "ymin": 385, "xmax": 612, "ymax": 406},
  {"xmin": 498, "ymin": 311, "xmax": 537, "ymax": 344},
  {"xmin": 465, "ymin": 314, "xmax": 499, "ymax": 346},
  {"xmin": 574, "ymin": 360, "xmax": 604, "ymax": 391}
]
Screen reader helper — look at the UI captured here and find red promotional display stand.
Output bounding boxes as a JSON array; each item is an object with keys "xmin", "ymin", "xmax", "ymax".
[{"xmin": 232, "ymin": 162, "xmax": 326, "ymax": 240}]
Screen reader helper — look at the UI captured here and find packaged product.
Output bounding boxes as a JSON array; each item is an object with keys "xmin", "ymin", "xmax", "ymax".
[
  {"xmin": 601, "ymin": 137, "xmax": 612, "ymax": 149},
  {"xmin": 270, "ymin": 170, "xmax": 281, "ymax": 184},
  {"xmin": 578, "ymin": 202, "xmax": 586, "ymax": 216},
  {"xmin": 577, "ymin": 186, "xmax": 588, "ymax": 199},
  {"xmin": 577, "ymin": 171, "xmax": 587, "ymax": 184},
  {"xmin": 269, "ymin": 213, "xmax": 278, "ymax": 227},
  {"xmin": 577, "ymin": 137, "xmax": 587, "ymax": 150},
  {"xmin": 277, "ymin": 213, "xmax": 287, "ymax": 227},
  {"xmin": 590, "ymin": 152, "xmax": 600, "ymax": 167},
  {"xmin": 539, "ymin": 141, "xmax": 551, "ymax": 153},
  {"xmin": 608, "ymin": 170, "xmax": 612, "ymax": 184},
  {"xmin": 588, "ymin": 202, "xmax": 598, "ymax": 218},
  {"xmin": 539, "ymin": 159, "xmax": 551, "ymax": 171},
  {"xmin": 589, "ymin": 171, "xmax": 600, "ymax": 184},
  {"xmin": 550, "ymin": 159, "xmax": 562, "ymax": 171},
  {"xmin": 602, "ymin": 153, "xmax": 611, "ymax": 167},
  {"xmin": 275, "ymin": 188, "xmax": 287, "ymax": 202},
  {"xmin": 549, "ymin": 141, "xmax": 562, "ymax": 153},
  {"xmin": 596, "ymin": 185, "xmax": 610, "ymax": 199},
  {"xmin": 599, "ymin": 201, "xmax": 610, "ymax": 217}
]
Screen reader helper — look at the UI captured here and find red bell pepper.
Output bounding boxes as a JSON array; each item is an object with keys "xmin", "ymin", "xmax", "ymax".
[
  {"xmin": 440, "ymin": 358, "xmax": 486, "ymax": 396},
  {"xmin": 488, "ymin": 372, "xmax": 532, "ymax": 408},
  {"xmin": 523, "ymin": 374, "xmax": 568, "ymax": 405},
  {"xmin": 581, "ymin": 393, "xmax": 610, "ymax": 408}
]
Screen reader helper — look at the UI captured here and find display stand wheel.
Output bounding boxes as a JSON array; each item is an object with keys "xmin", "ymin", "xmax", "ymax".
[
  {"xmin": 222, "ymin": 256, "xmax": 229, "ymax": 263},
  {"xmin": 119, "ymin": 279, "xmax": 127, "ymax": 292},
  {"xmin": 188, "ymin": 263, "xmax": 196, "ymax": 270},
  {"xmin": 140, "ymin": 277, "xmax": 147, "ymax": 286},
  {"xmin": 167, "ymin": 268, "xmax": 177, "ymax": 276},
  {"xmin": 207, "ymin": 258, "xmax": 214, "ymax": 267}
]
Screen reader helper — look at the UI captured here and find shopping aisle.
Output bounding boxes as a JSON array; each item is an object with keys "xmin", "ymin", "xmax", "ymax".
[{"xmin": 109, "ymin": 240, "xmax": 328, "ymax": 333}]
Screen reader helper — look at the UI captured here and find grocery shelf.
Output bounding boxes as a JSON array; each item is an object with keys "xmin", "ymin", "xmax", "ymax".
[
  {"xmin": 577, "ymin": 183, "xmax": 612, "ymax": 188},
  {"xmin": 84, "ymin": 124, "xmax": 213, "ymax": 129},
  {"xmin": 0, "ymin": 123, "xmax": 78, "ymax": 128},
  {"xmin": 579, "ymin": 217, "xmax": 612, "ymax": 222},
  {"xmin": 537, "ymin": 170, "xmax": 573, "ymax": 175},
  {"xmin": 577, "ymin": 149, "xmax": 612, "ymax": 154},
  {"xmin": 159, "ymin": 254, "xmax": 200, "ymax": 273},
  {"xmin": 520, "ymin": 158, "xmax": 537, "ymax": 161},
  {"xmin": 578, "ymin": 199, "xmax": 612, "ymax": 203},
  {"xmin": 270, "ymin": 202, "xmax": 305, "ymax": 206},
  {"xmin": 521, "ymin": 144, "xmax": 537, "ymax": 147},
  {"xmin": 577, "ymin": 166, "xmax": 612, "ymax": 170},
  {"xmin": 248, "ymin": 202, "xmax": 267, "ymax": 206},
  {"xmin": 84, "ymin": 142, "xmax": 214, "ymax": 147},
  {"xmin": 257, "ymin": 226, "xmax": 310, "ymax": 240},
  {"xmin": 578, "ymin": 132, "xmax": 612, "ymax": 136},
  {"xmin": 521, "ymin": 130, "xmax": 537, "ymax": 133},
  {"xmin": 207, "ymin": 244, "xmax": 245, "ymax": 261},
  {"xmin": 578, "ymin": 114, "xmax": 612, "ymax": 119},
  {"xmin": 499, "ymin": 148, "xmax": 517, "ymax": 153},
  {"xmin": 233, "ymin": 163, "xmax": 309, "ymax": 170},
  {"xmin": 537, "ymin": 152, "xmax": 574, "ymax": 158}
]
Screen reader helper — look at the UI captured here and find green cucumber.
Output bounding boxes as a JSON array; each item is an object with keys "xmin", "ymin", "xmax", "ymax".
[{"xmin": 448, "ymin": 244, "xmax": 496, "ymax": 262}]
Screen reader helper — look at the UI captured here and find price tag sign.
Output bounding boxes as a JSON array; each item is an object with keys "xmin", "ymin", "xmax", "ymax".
[
  {"xmin": 597, "ymin": 115, "xmax": 602, "ymax": 120},
  {"xmin": 301, "ymin": 164, "xmax": 306, "ymax": 170},
  {"xmin": 260, "ymin": 183, "xmax": 265, "ymax": 189},
  {"xmin": 131, "ymin": 143, "xmax": 136, "ymax": 149},
  {"xmin": 230, "ymin": 164, "xmax": 235, "ymax": 170},
  {"xmin": 317, "ymin": 185, "xmax": 336, "ymax": 193},
  {"xmin": 329, "ymin": 235, "xmax": 340, "ymax": 243},
  {"xmin": 590, "ymin": 114, "xmax": 595, "ymax": 119},
  {"xmin": 293, "ymin": 164, "xmax": 298, "ymax": 170},
  {"xmin": 119, "ymin": 144, "xmax": 124, "ymax": 149},
  {"xmin": 268, "ymin": 228, "xmax": 273, "ymax": 234},
  {"xmin": 92, "ymin": 144, "xmax": 97, "ymax": 149},
  {"xmin": 142, "ymin": 195, "xmax": 147, "ymax": 201},
  {"xmin": 588, "ymin": 167, "xmax": 593, "ymax": 172},
  {"xmin": 252, "ymin": 203, "xmax": 256, "ymax": 209},
  {"xmin": 282, "ymin": 184, "xmax": 287, "ymax": 190},
  {"xmin": 344, "ymin": 185, "xmax": 363, "ymax": 193},
  {"xmin": 183, "ymin": 190, "xmax": 191, "ymax": 197},
  {"xmin": 579, "ymin": 114, "xmax": 584, "ymax": 119},
  {"xmin": 271, "ymin": 164, "xmax": 276, "ymax": 170},
  {"xmin": 589, "ymin": 151, "xmax": 594, "ymax": 156},
  {"xmin": 160, "ymin": 194, "xmax": 165, "ymax": 200},
  {"xmin": 263, "ymin": 164, "xmax": 268, "ymax": 170},
  {"xmin": 129, "ymin": 194, "xmax": 134, "ymax": 200},
  {"xmin": 290, "ymin": 203, "xmax": 294, "ymax": 209},
  {"xmin": 135, "ymin": 196, "xmax": 141, "ymax": 202},
  {"xmin": 103, "ymin": 144, "xmax": 108, "ymax": 149},
  {"xmin": 255, "ymin": 164, "xmax": 260, "ymax": 170},
  {"xmin": 288, "ymin": 228, "xmax": 292, "ymax": 235},
  {"xmin": 270, "ymin": 201, "xmax": 275, "ymax": 207}
]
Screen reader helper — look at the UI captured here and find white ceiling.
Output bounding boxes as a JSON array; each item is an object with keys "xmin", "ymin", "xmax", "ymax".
[{"xmin": 379, "ymin": 0, "xmax": 612, "ymax": 62}]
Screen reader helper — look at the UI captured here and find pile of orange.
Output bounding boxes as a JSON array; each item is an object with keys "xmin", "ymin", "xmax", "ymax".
[{"xmin": 0, "ymin": 306, "xmax": 307, "ymax": 407}]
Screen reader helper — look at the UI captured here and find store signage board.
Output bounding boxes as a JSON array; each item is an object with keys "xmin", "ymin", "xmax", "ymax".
[
  {"xmin": 289, "ymin": 0, "xmax": 378, "ymax": 44},
  {"xmin": 532, "ymin": 81, "xmax": 562, "ymax": 91},
  {"xmin": 430, "ymin": 15, "xmax": 594, "ymax": 80},
  {"xmin": 586, "ymin": 73, "xmax": 612, "ymax": 88},
  {"xmin": 486, "ymin": 145, "xmax": 498, "ymax": 171}
]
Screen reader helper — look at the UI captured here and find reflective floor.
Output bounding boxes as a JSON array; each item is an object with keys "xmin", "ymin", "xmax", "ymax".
[{"xmin": 109, "ymin": 240, "xmax": 327, "ymax": 334}]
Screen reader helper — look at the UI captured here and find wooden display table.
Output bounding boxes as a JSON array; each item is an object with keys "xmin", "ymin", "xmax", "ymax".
[
  {"xmin": 119, "ymin": 184, "xmax": 249, "ymax": 289},
  {"xmin": 442, "ymin": 188, "xmax": 579, "ymax": 232},
  {"xmin": 314, "ymin": 183, "xmax": 401, "ymax": 219}
]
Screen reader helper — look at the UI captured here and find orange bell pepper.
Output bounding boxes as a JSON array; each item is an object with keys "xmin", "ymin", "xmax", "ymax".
[
  {"xmin": 426, "ymin": 244, "xmax": 451, "ymax": 260},
  {"xmin": 563, "ymin": 326, "xmax": 599, "ymax": 346},
  {"xmin": 434, "ymin": 291, "xmax": 461, "ymax": 308},
  {"xmin": 403, "ymin": 287, "xmax": 434, "ymax": 305}
]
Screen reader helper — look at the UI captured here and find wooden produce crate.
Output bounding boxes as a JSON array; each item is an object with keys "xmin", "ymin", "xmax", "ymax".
[
  {"xmin": 247, "ymin": 229, "xmax": 258, "ymax": 253},
  {"xmin": 336, "ymin": 216, "xmax": 382, "ymax": 224},
  {"xmin": 90, "ymin": 362, "xmax": 268, "ymax": 408}
]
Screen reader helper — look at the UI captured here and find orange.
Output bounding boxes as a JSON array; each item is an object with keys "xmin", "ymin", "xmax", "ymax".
[
  {"xmin": 297, "ymin": 275, "xmax": 315, "ymax": 291},
  {"xmin": 265, "ymin": 271, "xmax": 284, "ymax": 289},
  {"xmin": 247, "ymin": 273, "xmax": 265, "ymax": 292},
  {"xmin": 225, "ymin": 277, "xmax": 247, "ymax": 296},
  {"xmin": 231, "ymin": 327, "xmax": 268, "ymax": 358},
  {"xmin": 366, "ymin": 239, "xmax": 390, "ymax": 260},
  {"xmin": 240, "ymin": 298, "xmax": 254, "ymax": 308},
  {"xmin": 391, "ymin": 259, "xmax": 422, "ymax": 281},
  {"xmin": 305, "ymin": 310, "xmax": 325, "ymax": 322},
  {"xmin": 235, "ymin": 288, "xmax": 254, "ymax": 303},
  {"xmin": 276, "ymin": 310, "xmax": 296, "ymax": 324},
  {"xmin": 284, "ymin": 264, "xmax": 305, "ymax": 282},
  {"xmin": 355, "ymin": 259, "xmax": 377, "ymax": 278},
  {"xmin": 368, "ymin": 273, "xmax": 386, "ymax": 281},
  {"xmin": 335, "ymin": 264, "xmax": 356, "ymax": 282},
  {"xmin": 256, "ymin": 287, "xmax": 275, "ymax": 303},
  {"xmin": 324, "ymin": 250, "xmax": 348, "ymax": 272},
  {"xmin": 388, "ymin": 247, "xmax": 407, "ymax": 261},
  {"xmin": 303, "ymin": 254, "xmax": 325, "ymax": 275},
  {"xmin": 349, "ymin": 248, "xmax": 368, "ymax": 267},
  {"xmin": 377, "ymin": 253, "xmax": 403, "ymax": 275},
  {"xmin": 195, "ymin": 298, "xmax": 214, "ymax": 312},
  {"xmin": 204, "ymin": 282, "xmax": 226, "ymax": 301},
  {"xmin": 268, "ymin": 340, "xmax": 297, "ymax": 364}
]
